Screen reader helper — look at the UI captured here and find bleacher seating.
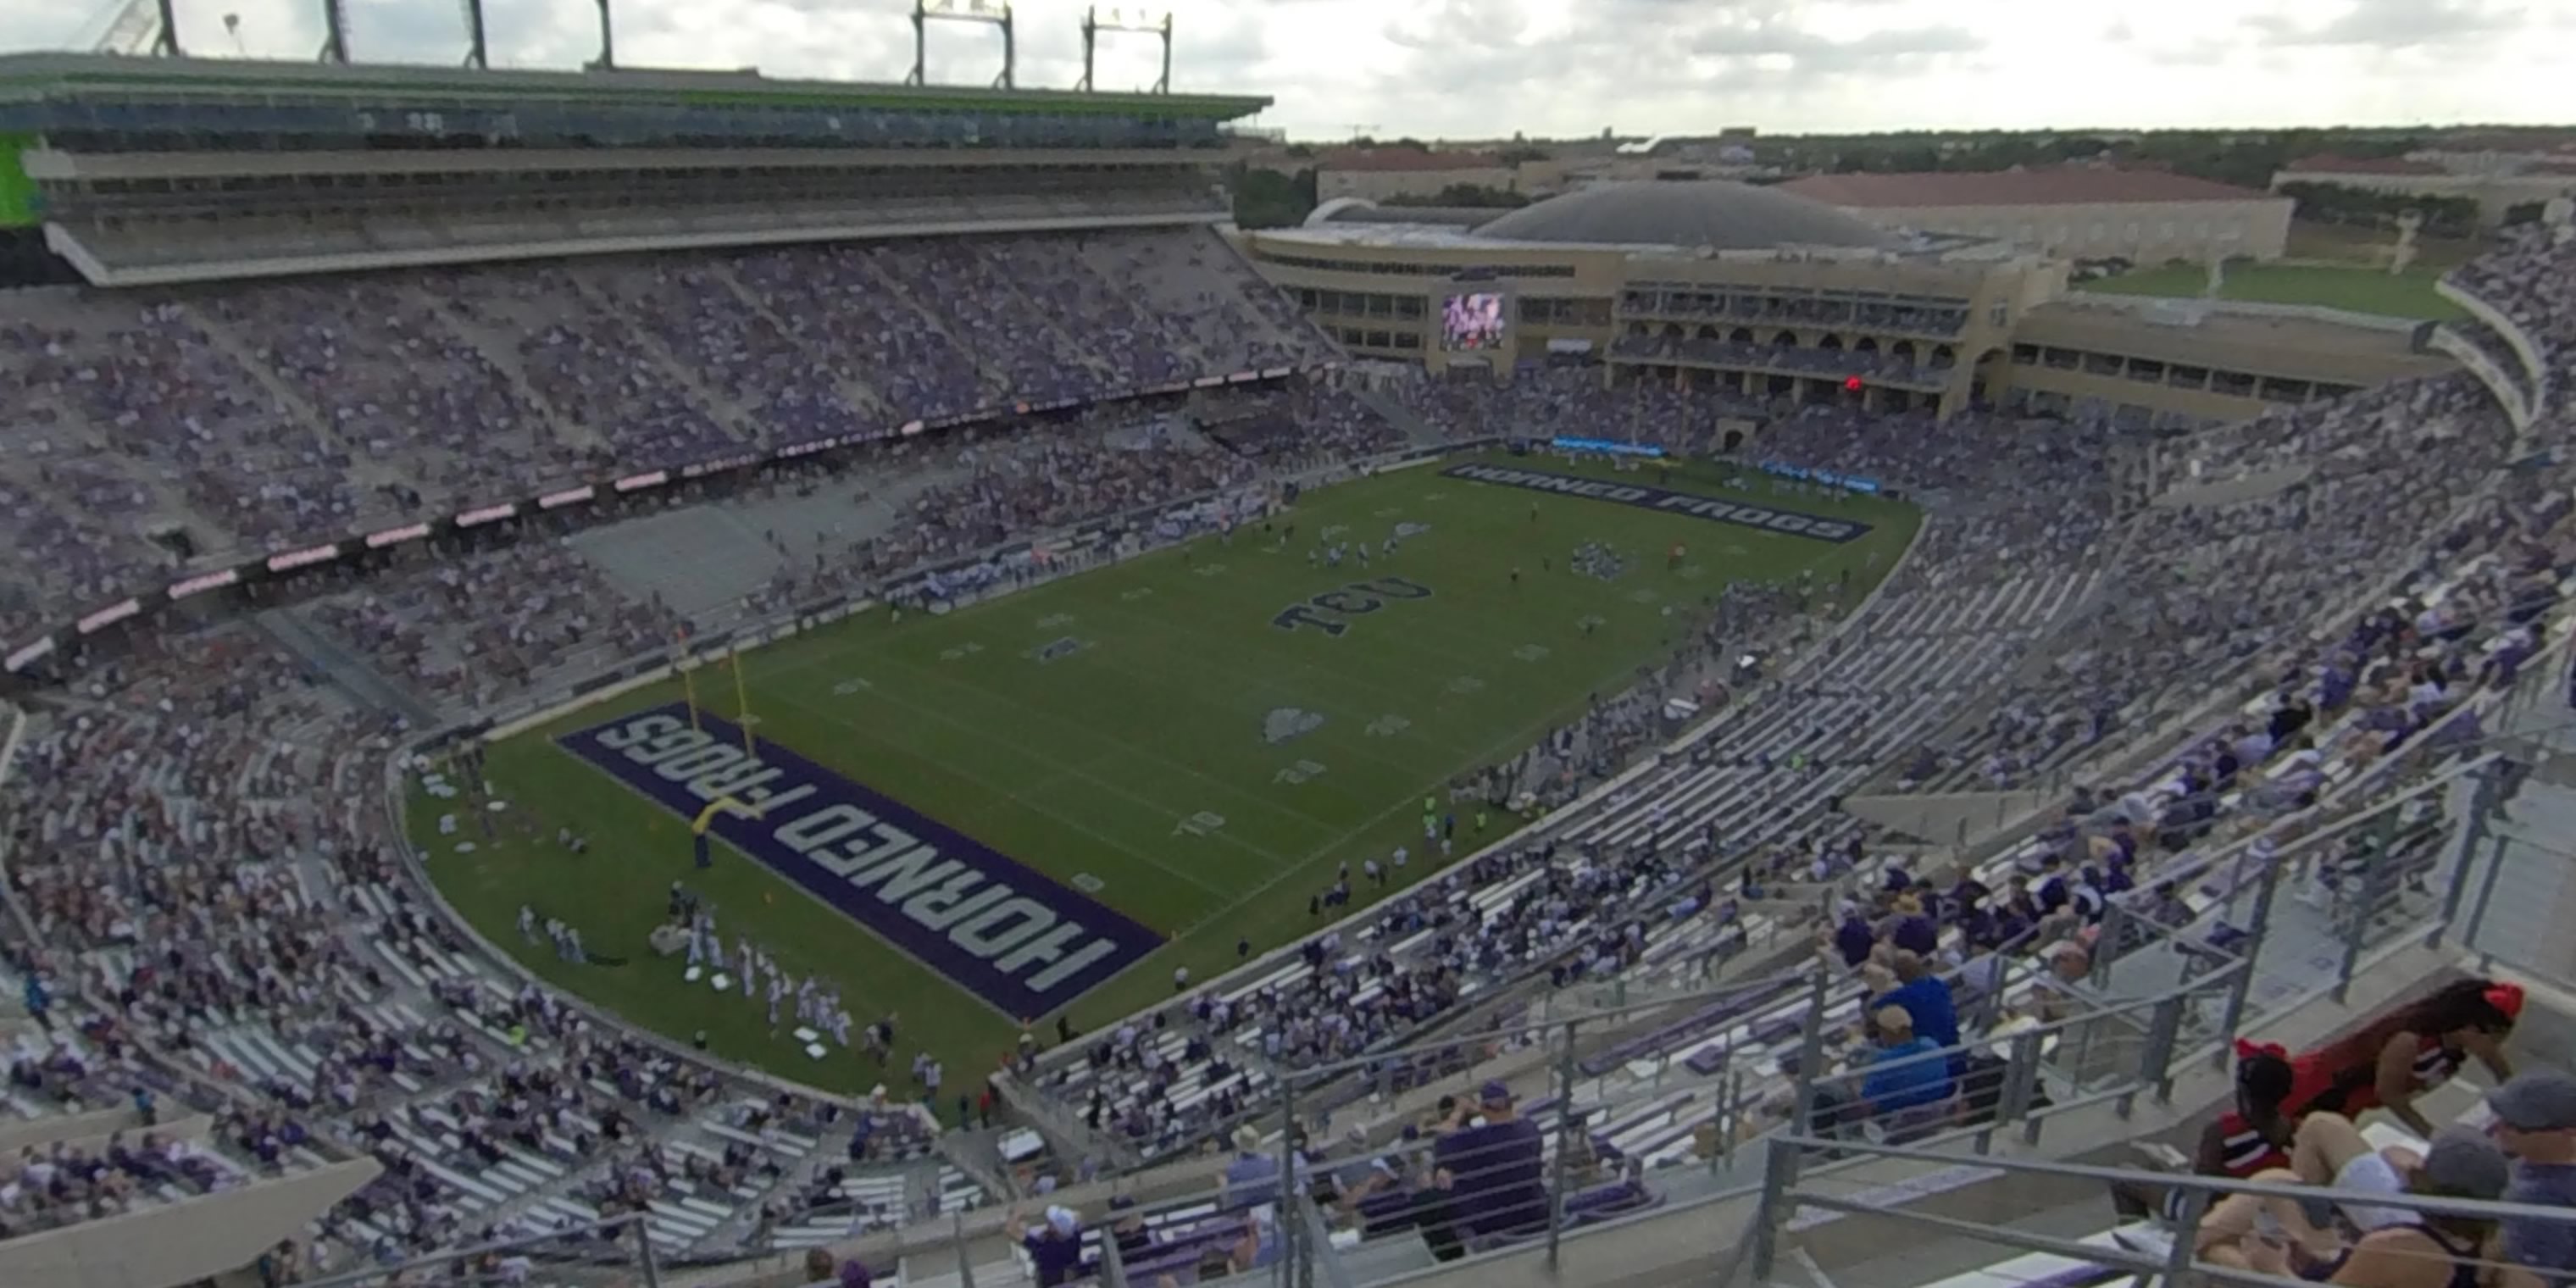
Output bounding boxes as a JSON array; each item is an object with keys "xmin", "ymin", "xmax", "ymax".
[{"xmin": 2, "ymin": 213, "xmax": 2573, "ymax": 1288}]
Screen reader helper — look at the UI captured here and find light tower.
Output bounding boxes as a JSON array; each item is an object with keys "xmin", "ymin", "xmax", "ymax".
[
  {"xmin": 82, "ymin": 0, "xmax": 183, "ymax": 55},
  {"xmin": 909, "ymin": 0, "xmax": 1016, "ymax": 91},
  {"xmin": 460, "ymin": 0, "xmax": 488, "ymax": 67},
  {"xmin": 587, "ymin": 0, "xmax": 615, "ymax": 69},
  {"xmin": 317, "ymin": 0, "xmax": 350, "ymax": 62},
  {"xmin": 1077, "ymin": 7, "xmax": 1171, "ymax": 94}
]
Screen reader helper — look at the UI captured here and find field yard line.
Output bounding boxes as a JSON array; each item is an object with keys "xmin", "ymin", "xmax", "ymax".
[
  {"xmin": 1064, "ymin": 597, "xmax": 1487, "ymax": 771},
  {"xmin": 857, "ymin": 651, "xmax": 1355, "ymax": 841},
  {"xmin": 1108, "ymin": 564, "xmax": 1504, "ymax": 727},
  {"xmin": 1168, "ymin": 668, "xmax": 1631, "ymax": 941},
  {"xmin": 1139, "ymin": 530, "xmax": 1696, "ymax": 742},
  {"xmin": 786, "ymin": 678, "xmax": 1269, "ymax": 901}
]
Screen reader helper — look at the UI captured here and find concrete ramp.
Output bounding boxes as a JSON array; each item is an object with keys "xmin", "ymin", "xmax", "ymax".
[
  {"xmin": 2152, "ymin": 462, "xmax": 2315, "ymax": 508},
  {"xmin": 1355, "ymin": 386, "xmax": 1450, "ymax": 448},
  {"xmin": 572, "ymin": 506, "xmax": 791, "ymax": 625},
  {"xmin": 256, "ymin": 608, "xmax": 440, "ymax": 729},
  {"xmin": 575, "ymin": 469, "xmax": 957, "ymax": 625},
  {"xmin": 1840, "ymin": 790, "xmax": 2057, "ymax": 847}
]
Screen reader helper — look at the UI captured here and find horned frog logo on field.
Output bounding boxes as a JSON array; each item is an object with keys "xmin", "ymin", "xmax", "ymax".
[{"xmin": 1263, "ymin": 707, "xmax": 1325, "ymax": 745}]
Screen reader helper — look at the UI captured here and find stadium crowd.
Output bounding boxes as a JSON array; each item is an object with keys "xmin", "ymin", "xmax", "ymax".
[{"xmin": 2, "ymin": 213, "xmax": 2574, "ymax": 1287}]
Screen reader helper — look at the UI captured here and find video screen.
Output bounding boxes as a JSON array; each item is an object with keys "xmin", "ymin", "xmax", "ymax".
[{"xmin": 1441, "ymin": 292, "xmax": 1508, "ymax": 351}]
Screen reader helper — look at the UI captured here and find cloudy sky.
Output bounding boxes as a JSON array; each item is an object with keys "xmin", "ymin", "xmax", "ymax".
[{"xmin": 6, "ymin": 0, "xmax": 2572, "ymax": 142}]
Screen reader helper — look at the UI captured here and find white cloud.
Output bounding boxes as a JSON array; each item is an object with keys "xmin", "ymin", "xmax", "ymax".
[{"xmin": 4, "ymin": 0, "xmax": 2570, "ymax": 140}]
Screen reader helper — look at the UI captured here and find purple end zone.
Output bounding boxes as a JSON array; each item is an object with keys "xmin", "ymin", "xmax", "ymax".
[
  {"xmin": 1439, "ymin": 463, "xmax": 1873, "ymax": 544},
  {"xmin": 556, "ymin": 702, "xmax": 1164, "ymax": 1019}
]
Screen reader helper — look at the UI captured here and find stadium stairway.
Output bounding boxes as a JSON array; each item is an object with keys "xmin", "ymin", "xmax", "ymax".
[
  {"xmin": 414, "ymin": 285, "xmax": 618, "ymax": 458},
  {"xmin": 560, "ymin": 271, "xmax": 772, "ymax": 449},
  {"xmin": 1352, "ymin": 387, "xmax": 1452, "ymax": 449},
  {"xmin": 255, "ymin": 607, "xmax": 441, "ymax": 729},
  {"xmin": 183, "ymin": 303, "xmax": 416, "ymax": 509},
  {"xmin": 845, "ymin": 252, "xmax": 1012, "ymax": 406},
  {"xmin": 932, "ymin": 1125, "xmax": 1023, "ymax": 1204},
  {"xmin": 572, "ymin": 460, "xmax": 963, "ymax": 630},
  {"xmin": 702, "ymin": 261, "xmax": 897, "ymax": 422},
  {"xmin": 2151, "ymin": 461, "xmax": 2318, "ymax": 508}
]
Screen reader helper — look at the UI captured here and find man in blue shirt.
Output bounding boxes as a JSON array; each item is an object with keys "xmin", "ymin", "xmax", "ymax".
[
  {"xmin": 1859, "ymin": 1007, "xmax": 1954, "ymax": 1139},
  {"xmin": 1870, "ymin": 951, "xmax": 1960, "ymax": 1051},
  {"xmin": 1221, "ymin": 1124, "xmax": 1282, "ymax": 1210},
  {"xmin": 2490, "ymin": 1072, "xmax": 2576, "ymax": 1284}
]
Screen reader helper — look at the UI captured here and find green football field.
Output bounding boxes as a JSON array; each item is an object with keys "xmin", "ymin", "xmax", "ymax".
[{"xmin": 413, "ymin": 452, "xmax": 1918, "ymax": 1099}]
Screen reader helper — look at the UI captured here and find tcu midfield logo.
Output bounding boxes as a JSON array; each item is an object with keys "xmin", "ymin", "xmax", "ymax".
[{"xmin": 1270, "ymin": 576, "xmax": 1434, "ymax": 637}]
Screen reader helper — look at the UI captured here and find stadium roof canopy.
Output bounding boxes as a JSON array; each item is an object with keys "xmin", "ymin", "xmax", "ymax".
[
  {"xmin": 0, "ymin": 51, "xmax": 1270, "ymax": 119},
  {"xmin": 1471, "ymin": 180, "xmax": 1899, "ymax": 252}
]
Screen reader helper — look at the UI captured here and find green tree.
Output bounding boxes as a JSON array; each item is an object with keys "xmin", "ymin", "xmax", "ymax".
[
  {"xmin": 1381, "ymin": 183, "xmax": 1530, "ymax": 208},
  {"xmin": 1230, "ymin": 166, "xmax": 1318, "ymax": 229}
]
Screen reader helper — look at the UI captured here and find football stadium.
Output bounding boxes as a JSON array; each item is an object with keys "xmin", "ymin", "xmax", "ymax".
[{"xmin": 4, "ymin": 20, "xmax": 2576, "ymax": 1288}]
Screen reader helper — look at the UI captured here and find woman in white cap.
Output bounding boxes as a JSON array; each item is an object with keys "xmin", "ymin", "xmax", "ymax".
[
  {"xmin": 2212, "ymin": 1129, "xmax": 2519, "ymax": 1288},
  {"xmin": 1004, "ymin": 1203, "xmax": 1085, "ymax": 1287}
]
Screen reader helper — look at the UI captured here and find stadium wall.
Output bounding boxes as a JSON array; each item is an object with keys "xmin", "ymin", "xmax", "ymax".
[
  {"xmin": 2440, "ymin": 277, "xmax": 2554, "ymax": 404},
  {"xmin": 46, "ymin": 208, "xmax": 1230, "ymax": 289},
  {"xmin": 0, "ymin": 1158, "xmax": 379, "ymax": 1288}
]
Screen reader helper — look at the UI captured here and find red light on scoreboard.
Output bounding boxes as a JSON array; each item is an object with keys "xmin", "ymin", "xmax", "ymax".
[{"xmin": 1844, "ymin": 376, "xmax": 1864, "ymax": 391}]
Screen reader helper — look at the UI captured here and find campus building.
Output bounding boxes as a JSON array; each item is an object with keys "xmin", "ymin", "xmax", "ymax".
[{"xmin": 1239, "ymin": 179, "xmax": 2446, "ymax": 430}]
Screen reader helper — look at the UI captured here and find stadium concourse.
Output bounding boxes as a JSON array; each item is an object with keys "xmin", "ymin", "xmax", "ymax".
[{"xmin": 0, "ymin": 208, "xmax": 2569, "ymax": 1288}]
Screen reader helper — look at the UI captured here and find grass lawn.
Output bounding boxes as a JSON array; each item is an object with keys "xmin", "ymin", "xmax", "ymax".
[
  {"xmin": 2284, "ymin": 219, "xmax": 2481, "ymax": 271},
  {"xmin": 2074, "ymin": 261, "xmax": 2465, "ymax": 321},
  {"xmin": 408, "ymin": 452, "xmax": 1918, "ymax": 1102}
]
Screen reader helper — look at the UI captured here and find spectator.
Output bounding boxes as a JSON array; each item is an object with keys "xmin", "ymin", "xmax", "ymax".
[
  {"xmin": 1869, "ymin": 950, "xmax": 1961, "ymax": 1052},
  {"xmin": 1009, "ymin": 1205, "xmax": 1086, "ymax": 1288},
  {"xmin": 1857, "ymin": 1007, "xmax": 1953, "ymax": 1139},
  {"xmin": 1430, "ymin": 1080, "xmax": 1546, "ymax": 1237},
  {"xmin": 2219, "ymin": 1129, "xmax": 2514, "ymax": 1288},
  {"xmin": 2489, "ymin": 1072, "xmax": 2576, "ymax": 1283},
  {"xmin": 1222, "ymin": 1124, "xmax": 1287, "ymax": 1210}
]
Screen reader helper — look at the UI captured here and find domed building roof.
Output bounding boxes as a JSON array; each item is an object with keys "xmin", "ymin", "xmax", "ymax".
[{"xmin": 1474, "ymin": 180, "xmax": 1898, "ymax": 251}]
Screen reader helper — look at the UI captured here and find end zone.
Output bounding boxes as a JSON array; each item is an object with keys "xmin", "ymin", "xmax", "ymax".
[{"xmin": 557, "ymin": 703, "xmax": 1164, "ymax": 1017}]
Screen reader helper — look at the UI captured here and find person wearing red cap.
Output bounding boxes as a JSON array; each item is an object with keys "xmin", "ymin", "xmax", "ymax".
[
  {"xmin": 2114, "ymin": 1040, "xmax": 2302, "ymax": 1220},
  {"xmin": 2210, "ymin": 1040, "xmax": 2303, "ymax": 1178},
  {"xmin": 2286, "ymin": 980, "xmax": 2522, "ymax": 1138}
]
